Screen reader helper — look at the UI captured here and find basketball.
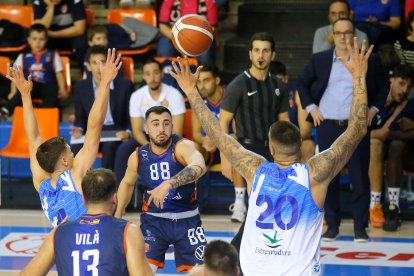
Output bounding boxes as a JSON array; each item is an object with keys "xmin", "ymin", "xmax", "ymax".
[{"xmin": 171, "ymin": 14, "xmax": 214, "ymax": 57}]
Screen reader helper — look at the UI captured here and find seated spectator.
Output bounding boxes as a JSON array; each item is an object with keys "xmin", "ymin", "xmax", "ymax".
[
  {"xmin": 4, "ymin": 24, "xmax": 66, "ymax": 117},
  {"xmin": 313, "ymin": 0, "xmax": 368, "ymax": 53},
  {"xmin": 71, "ymin": 46, "xmax": 134, "ymax": 170},
  {"xmin": 113, "ymin": 57, "xmax": 185, "ymax": 184},
  {"xmin": 383, "ymin": 97, "xmax": 414, "ymax": 231},
  {"xmin": 394, "ymin": 10, "xmax": 414, "ymax": 67},
  {"xmin": 192, "ymin": 64, "xmax": 245, "ymax": 223},
  {"xmin": 369, "ymin": 64, "xmax": 414, "ymax": 229},
  {"xmin": 188, "ymin": 240, "xmax": 240, "ymax": 276},
  {"xmin": 349, "ymin": 0, "xmax": 401, "ymax": 47},
  {"xmin": 157, "ymin": 0, "xmax": 218, "ymax": 64},
  {"xmin": 33, "ymin": 0, "xmax": 88, "ymax": 68}
]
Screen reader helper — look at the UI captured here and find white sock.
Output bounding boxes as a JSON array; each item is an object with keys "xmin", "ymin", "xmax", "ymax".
[
  {"xmin": 235, "ymin": 187, "xmax": 246, "ymax": 204},
  {"xmin": 370, "ymin": 192, "xmax": 381, "ymax": 208},
  {"xmin": 388, "ymin": 187, "xmax": 400, "ymax": 207}
]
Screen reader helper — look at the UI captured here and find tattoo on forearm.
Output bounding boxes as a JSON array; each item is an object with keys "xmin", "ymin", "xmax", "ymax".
[
  {"xmin": 187, "ymin": 91, "xmax": 265, "ymax": 181},
  {"xmin": 169, "ymin": 165, "xmax": 203, "ymax": 189}
]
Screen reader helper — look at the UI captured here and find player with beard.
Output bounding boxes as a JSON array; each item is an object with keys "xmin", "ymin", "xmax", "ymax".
[
  {"xmin": 219, "ymin": 32, "xmax": 290, "ymax": 252},
  {"xmin": 115, "ymin": 106, "xmax": 207, "ymax": 273},
  {"xmin": 113, "ymin": 58, "xmax": 186, "ymax": 185}
]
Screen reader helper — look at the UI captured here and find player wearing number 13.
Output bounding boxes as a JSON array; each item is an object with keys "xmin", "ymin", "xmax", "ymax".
[
  {"xmin": 169, "ymin": 37, "xmax": 372, "ymax": 275},
  {"xmin": 115, "ymin": 106, "xmax": 207, "ymax": 273},
  {"xmin": 20, "ymin": 169, "xmax": 153, "ymax": 276}
]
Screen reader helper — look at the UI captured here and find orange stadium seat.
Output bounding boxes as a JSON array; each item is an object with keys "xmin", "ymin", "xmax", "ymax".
[
  {"xmin": 61, "ymin": 56, "xmax": 72, "ymax": 94},
  {"xmin": 121, "ymin": 56, "xmax": 135, "ymax": 83},
  {"xmin": 0, "ymin": 56, "xmax": 11, "ymax": 77},
  {"xmin": 0, "ymin": 5, "xmax": 33, "ymax": 53},
  {"xmin": 183, "ymin": 107, "xmax": 193, "ymax": 141},
  {"xmin": 107, "ymin": 9, "xmax": 157, "ymax": 56},
  {"xmin": 0, "ymin": 107, "xmax": 59, "ymax": 200}
]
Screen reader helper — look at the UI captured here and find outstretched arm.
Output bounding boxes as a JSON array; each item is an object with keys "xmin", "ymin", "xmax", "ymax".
[
  {"xmin": 169, "ymin": 58, "xmax": 266, "ymax": 192},
  {"xmin": 308, "ymin": 37, "xmax": 373, "ymax": 208},
  {"xmin": 71, "ymin": 49, "xmax": 122, "ymax": 187},
  {"xmin": 6, "ymin": 66, "xmax": 49, "ymax": 189},
  {"xmin": 147, "ymin": 140, "xmax": 206, "ymax": 209}
]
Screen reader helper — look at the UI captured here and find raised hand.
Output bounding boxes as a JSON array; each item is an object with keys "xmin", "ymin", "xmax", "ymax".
[
  {"xmin": 6, "ymin": 65, "xmax": 33, "ymax": 98},
  {"xmin": 337, "ymin": 37, "xmax": 373, "ymax": 77},
  {"xmin": 99, "ymin": 48, "xmax": 122, "ymax": 84},
  {"xmin": 168, "ymin": 56, "xmax": 203, "ymax": 96}
]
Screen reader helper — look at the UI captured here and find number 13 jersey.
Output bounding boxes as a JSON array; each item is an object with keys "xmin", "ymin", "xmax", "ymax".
[{"xmin": 240, "ymin": 162, "xmax": 323, "ymax": 276}]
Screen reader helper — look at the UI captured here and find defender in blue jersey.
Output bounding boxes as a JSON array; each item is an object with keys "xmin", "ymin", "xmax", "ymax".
[
  {"xmin": 21, "ymin": 168, "xmax": 153, "ymax": 276},
  {"xmin": 170, "ymin": 37, "xmax": 372, "ymax": 275},
  {"xmin": 6, "ymin": 49, "xmax": 122, "ymax": 226},
  {"xmin": 115, "ymin": 106, "xmax": 207, "ymax": 273}
]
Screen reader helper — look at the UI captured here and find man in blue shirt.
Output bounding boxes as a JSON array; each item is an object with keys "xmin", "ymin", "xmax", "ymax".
[{"xmin": 297, "ymin": 18, "xmax": 388, "ymax": 242}]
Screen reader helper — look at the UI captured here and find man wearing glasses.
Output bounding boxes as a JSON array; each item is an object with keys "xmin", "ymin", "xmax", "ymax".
[{"xmin": 297, "ymin": 18, "xmax": 388, "ymax": 242}]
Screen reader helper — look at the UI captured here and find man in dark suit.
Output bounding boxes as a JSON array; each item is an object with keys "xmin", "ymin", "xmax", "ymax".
[
  {"xmin": 297, "ymin": 18, "xmax": 388, "ymax": 242},
  {"xmin": 71, "ymin": 46, "xmax": 134, "ymax": 170}
]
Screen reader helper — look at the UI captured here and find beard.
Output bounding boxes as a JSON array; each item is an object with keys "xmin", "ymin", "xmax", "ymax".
[
  {"xmin": 252, "ymin": 60, "xmax": 269, "ymax": 71},
  {"xmin": 150, "ymin": 134, "xmax": 172, "ymax": 148}
]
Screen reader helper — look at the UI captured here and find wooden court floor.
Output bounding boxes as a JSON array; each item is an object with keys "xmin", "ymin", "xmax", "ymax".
[{"xmin": 0, "ymin": 209, "xmax": 413, "ymax": 275}]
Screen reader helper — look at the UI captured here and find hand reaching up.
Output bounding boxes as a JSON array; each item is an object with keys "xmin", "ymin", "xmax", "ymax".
[
  {"xmin": 99, "ymin": 48, "xmax": 122, "ymax": 85},
  {"xmin": 6, "ymin": 65, "xmax": 33, "ymax": 98},
  {"xmin": 337, "ymin": 37, "xmax": 373, "ymax": 77},
  {"xmin": 168, "ymin": 56, "xmax": 203, "ymax": 96}
]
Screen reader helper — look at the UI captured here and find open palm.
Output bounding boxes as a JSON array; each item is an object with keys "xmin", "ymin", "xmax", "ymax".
[{"xmin": 6, "ymin": 65, "xmax": 33, "ymax": 97}]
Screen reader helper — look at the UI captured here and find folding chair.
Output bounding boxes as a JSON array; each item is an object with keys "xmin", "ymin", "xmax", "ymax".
[
  {"xmin": 107, "ymin": 9, "xmax": 157, "ymax": 56},
  {"xmin": 0, "ymin": 56, "xmax": 11, "ymax": 76},
  {"xmin": 121, "ymin": 56, "xmax": 135, "ymax": 83},
  {"xmin": 0, "ymin": 107, "xmax": 59, "ymax": 201}
]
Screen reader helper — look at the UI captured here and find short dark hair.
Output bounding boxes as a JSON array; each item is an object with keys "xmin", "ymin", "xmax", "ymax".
[
  {"xmin": 390, "ymin": 64, "xmax": 414, "ymax": 81},
  {"xmin": 145, "ymin": 106, "xmax": 172, "ymax": 120},
  {"xmin": 270, "ymin": 61, "xmax": 287, "ymax": 76},
  {"xmin": 28, "ymin": 23, "xmax": 48, "ymax": 38},
  {"xmin": 269, "ymin": 121, "xmax": 301, "ymax": 156},
  {"xmin": 86, "ymin": 45, "xmax": 107, "ymax": 63},
  {"xmin": 249, "ymin": 32, "xmax": 275, "ymax": 52},
  {"xmin": 142, "ymin": 57, "xmax": 162, "ymax": 71},
  {"xmin": 87, "ymin": 25, "xmax": 108, "ymax": 42},
  {"xmin": 36, "ymin": 137, "xmax": 68, "ymax": 173},
  {"xmin": 332, "ymin": 17, "xmax": 355, "ymax": 32},
  {"xmin": 377, "ymin": 44, "xmax": 401, "ymax": 73},
  {"xmin": 407, "ymin": 10, "xmax": 414, "ymax": 34},
  {"xmin": 200, "ymin": 63, "xmax": 220, "ymax": 78},
  {"xmin": 328, "ymin": 0, "xmax": 350, "ymax": 12},
  {"xmin": 204, "ymin": 240, "xmax": 239, "ymax": 276},
  {"xmin": 82, "ymin": 168, "xmax": 117, "ymax": 204}
]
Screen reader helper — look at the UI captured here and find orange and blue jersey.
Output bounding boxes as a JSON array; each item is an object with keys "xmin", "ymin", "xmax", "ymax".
[
  {"xmin": 54, "ymin": 214, "xmax": 129, "ymax": 275},
  {"xmin": 137, "ymin": 134, "xmax": 198, "ymax": 213},
  {"xmin": 21, "ymin": 49, "xmax": 58, "ymax": 83}
]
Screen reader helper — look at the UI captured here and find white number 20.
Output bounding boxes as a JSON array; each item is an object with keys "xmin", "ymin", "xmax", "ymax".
[{"xmin": 72, "ymin": 249, "xmax": 99, "ymax": 276}]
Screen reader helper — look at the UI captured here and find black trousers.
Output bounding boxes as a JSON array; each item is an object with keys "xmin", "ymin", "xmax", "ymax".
[{"xmin": 317, "ymin": 121, "xmax": 370, "ymax": 231}]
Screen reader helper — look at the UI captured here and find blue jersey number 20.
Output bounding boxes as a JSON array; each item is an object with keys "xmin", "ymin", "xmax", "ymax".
[{"xmin": 255, "ymin": 194, "xmax": 299, "ymax": 230}]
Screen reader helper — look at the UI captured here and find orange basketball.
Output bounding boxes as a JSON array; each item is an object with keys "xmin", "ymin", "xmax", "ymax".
[{"xmin": 171, "ymin": 14, "xmax": 214, "ymax": 57}]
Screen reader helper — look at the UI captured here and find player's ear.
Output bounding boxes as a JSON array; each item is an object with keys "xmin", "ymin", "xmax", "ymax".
[{"xmin": 144, "ymin": 123, "xmax": 149, "ymax": 134}]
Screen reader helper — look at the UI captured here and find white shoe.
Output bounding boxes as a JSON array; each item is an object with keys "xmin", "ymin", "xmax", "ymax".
[
  {"xmin": 120, "ymin": 0, "xmax": 133, "ymax": 8},
  {"xmin": 229, "ymin": 202, "xmax": 246, "ymax": 223}
]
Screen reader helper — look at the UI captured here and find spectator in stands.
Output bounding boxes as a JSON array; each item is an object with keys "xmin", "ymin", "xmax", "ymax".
[
  {"xmin": 369, "ymin": 64, "xmax": 414, "ymax": 229},
  {"xmin": 113, "ymin": 58, "xmax": 185, "ymax": 184},
  {"xmin": 297, "ymin": 18, "xmax": 389, "ymax": 242},
  {"xmin": 157, "ymin": 0, "xmax": 218, "ymax": 64},
  {"xmin": 33, "ymin": 0, "xmax": 88, "ymax": 68},
  {"xmin": 349, "ymin": 0, "xmax": 401, "ymax": 47},
  {"xmin": 71, "ymin": 46, "xmax": 134, "ymax": 170},
  {"xmin": 313, "ymin": 0, "xmax": 368, "ymax": 54},
  {"xmin": 4, "ymin": 24, "xmax": 66, "ymax": 117},
  {"xmin": 394, "ymin": 10, "xmax": 414, "ymax": 68},
  {"xmin": 220, "ymin": 32, "xmax": 290, "ymax": 252},
  {"xmin": 188, "ymin": 240, "xmax": 240, "ymax": 276},
  {"xmin": 192, "ymin": 64, "xmax": 245, "ymax": 223},
  {"xmin": 383, "ymin": 97, "xmax": 414, "ymax": 231}
]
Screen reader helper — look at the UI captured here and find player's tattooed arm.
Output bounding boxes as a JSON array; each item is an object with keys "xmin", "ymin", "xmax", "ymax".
[
  {"xmin": 169, "ymin": 165, "xmax": 204, "ymax": 189},
  {"xmin": 168, "ymin": 57, "xmax": 266, "ymax": 186},
  {"xmin": 308, "ymin": 38, "xmax": 372, "ymax": 187}
]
